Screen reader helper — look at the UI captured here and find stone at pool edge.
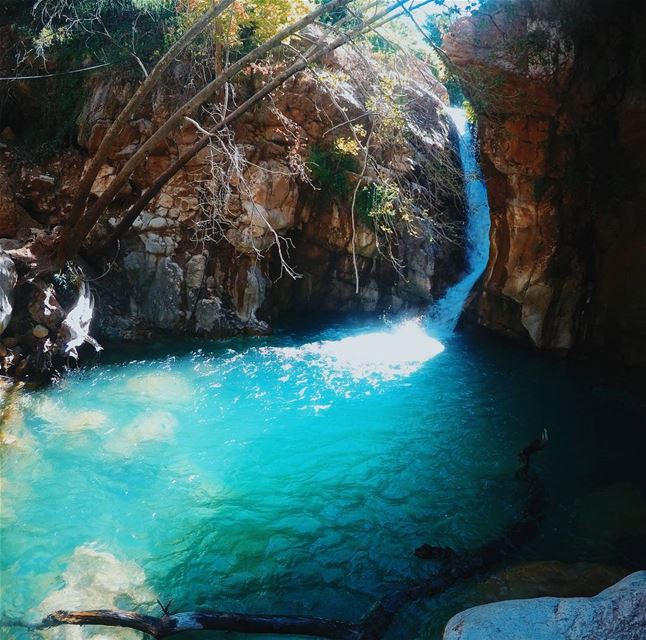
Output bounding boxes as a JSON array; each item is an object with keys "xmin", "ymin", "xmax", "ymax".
[{"xmin": 443, "ymin": 571, "xmax": 646, "ymax": 640}]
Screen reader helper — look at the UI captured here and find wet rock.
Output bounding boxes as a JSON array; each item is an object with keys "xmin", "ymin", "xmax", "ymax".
[
  {"xmin": 32, "ymin": 324, "xmax": 49, "ymax": 339},
  {"xmin": 3, "ymin": 336, "xmax": 18, "ymax": 348},
  {"xmin": 237, "ymin": 264, "xmax": 267, "ymax": 323},
  {"xmin": 123, "ymin": 252, "xmax": 184, "ymax": 330},
  {"xmin": 28, "ymin": 283, "xmax": 65, "ymax": 329},
  {"xmin": 195, "ymin": 297, "xmax": 222, "ymax": 333},
  {"xmin": 443, "ymin": 571, "xmax": 646, "ymax": 640},
  {"xmin": 186, "ymin": 254, "xmax": 207, "ymax": 309}
]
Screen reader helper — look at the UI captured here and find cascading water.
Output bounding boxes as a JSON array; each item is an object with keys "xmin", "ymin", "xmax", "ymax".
[{"xmin": 426, "ymin": 107, "xmax": 491, "ymax": 336}]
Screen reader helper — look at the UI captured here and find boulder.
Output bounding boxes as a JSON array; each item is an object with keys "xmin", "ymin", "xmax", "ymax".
[
  {"xmin": 443, "ymin": 571, "xmax": 646, "ymax": 640},
  {"xmin": 195, "ymin": 297, "xmax": 222, "ymax": 333}
]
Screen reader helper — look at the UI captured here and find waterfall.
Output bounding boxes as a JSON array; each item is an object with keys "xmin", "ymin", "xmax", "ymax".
[{"xmin": 426, "ymin": 106, "xmax": 491, "ymax": 336}]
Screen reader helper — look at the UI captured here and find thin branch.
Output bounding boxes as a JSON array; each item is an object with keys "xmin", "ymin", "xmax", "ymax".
[{"xmin": 0, "ymin": 62, "xmax": 111, "ymax": 81}]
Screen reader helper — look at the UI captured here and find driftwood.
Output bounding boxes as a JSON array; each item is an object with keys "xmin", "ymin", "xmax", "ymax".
[{"xmin": 19, "ymin": 437, "xmax": 548, "ymax": 640}]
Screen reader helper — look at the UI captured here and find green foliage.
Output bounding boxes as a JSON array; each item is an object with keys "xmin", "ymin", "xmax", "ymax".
[
  {"xmin": 366, "ymin": 32, "xmax": 398, "ymax": 56},
  {"xmin": 307, "ymin": 145, "xmax": 358, "ymax": 197},
  {"xmin": 444, "ymin": 74, "xmax": 466, "ymax": 106},
  {"xmin": 356, "ymin": 182, "xmax": 399, "ymax": 227},
  {"xmin": 463, "ymin": 99, "xmax": 476, "ymax": 124},
  {"xmin": 21, "ymin": 1, "xmax": 177, "ymax": 68}
]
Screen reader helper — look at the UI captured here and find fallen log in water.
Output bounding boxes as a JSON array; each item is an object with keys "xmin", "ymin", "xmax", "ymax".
[
  {"xmin": 42, "ymin": 609, "xmax": 363, "ymax": 639},
  {"xmin": 17, "ymin": 437, "xmax": 548, "ymax": 640}
]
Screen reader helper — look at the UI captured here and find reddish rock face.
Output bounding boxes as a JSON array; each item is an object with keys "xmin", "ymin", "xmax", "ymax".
[
  {"xmin": 0, "ymin": 36, "xmax": 465, "ymax": 342},
  {"xmin": 446, "ymin": 0, "xmax": 646, "ymax": 365}
]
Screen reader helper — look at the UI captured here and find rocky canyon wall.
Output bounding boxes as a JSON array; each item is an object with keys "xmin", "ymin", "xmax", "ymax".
[
  {"xmin": 0, "ymin": 31, "xmax": 465, "ymax": 357},
  {"xmin": 445, "ymin": 0, "xmax": 646, "ymax": 366}
]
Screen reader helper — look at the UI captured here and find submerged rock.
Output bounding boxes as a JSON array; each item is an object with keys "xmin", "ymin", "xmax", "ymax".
[
  {"xmin": 478, "ymin": 561, "xmax": 632, "ymax": 601},
  {"xmin": 443, "ymin": 571, "xmax": 646, "ymax": 640},
  {"xmin": 104, "ymin": 410, "xmax": 178, "ymax": 457},
  {"xmin": 35, "ymin": 543, "xmax": 156, "ymax": 638},
  {"xmin": 125, "ymin": 371, "xmax": 192, "ymax": 403}
]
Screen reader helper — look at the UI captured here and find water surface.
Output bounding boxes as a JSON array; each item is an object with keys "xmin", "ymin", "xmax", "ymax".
[{"xmin": 1, "ymin": 319, "xmax": 645, "ymax": 640}]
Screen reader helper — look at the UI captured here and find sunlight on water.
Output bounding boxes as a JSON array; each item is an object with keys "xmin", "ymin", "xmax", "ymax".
[{"xmin": 272, "ymin": 319, "xmax": 444, "ymax": 382}]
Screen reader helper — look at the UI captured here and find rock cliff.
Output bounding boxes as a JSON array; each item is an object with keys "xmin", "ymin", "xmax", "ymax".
[
  {"xmin": 445, "ymin": 0, "xmax": 646, "ymax": 366},
  {"xmin": 0, "ymin": 33, "xmax": 465, "ymax": 365}
]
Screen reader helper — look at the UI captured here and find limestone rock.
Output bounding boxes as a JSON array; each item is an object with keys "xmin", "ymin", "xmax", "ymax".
[
  {"xmin": 186, "ymin": 254, "xmax": 207, "ymax": 309},
  {"xmin": 123, "ymin": 251, "xmax": 184, "ymax": 330},
  {"xmin": 443, "ymin": 571, "xmax": 646, "ymax": 640}
]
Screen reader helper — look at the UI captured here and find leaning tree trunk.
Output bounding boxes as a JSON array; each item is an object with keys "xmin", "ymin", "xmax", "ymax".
[
  {"xmin": 58, "ymin": 0, "xmax": 238, "ymax": 262},
  {"xmin": 56, "ymin": 0, "xmax": 352, "ymax": 263}
]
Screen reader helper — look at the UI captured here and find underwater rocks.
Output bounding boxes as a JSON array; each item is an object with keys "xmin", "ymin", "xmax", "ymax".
[
  {"xmin": 477, "ymin": 561, "xmax": 632, "ymax": 601},
  {"xmin": 34, "ymin": 543, "xmax": 156, "ymax": 636},
  {"xmin": 443, "ymin": 571, "xmax": 646, "ymax": 640}
]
